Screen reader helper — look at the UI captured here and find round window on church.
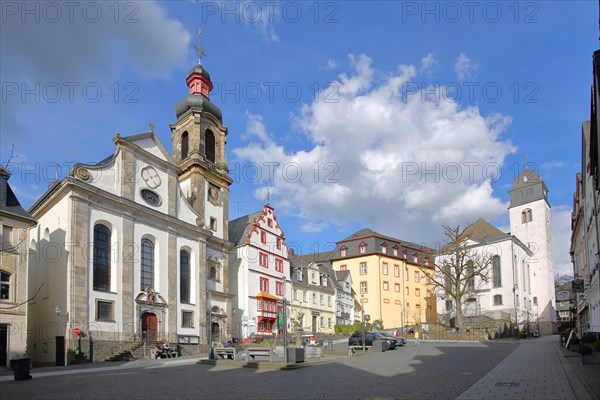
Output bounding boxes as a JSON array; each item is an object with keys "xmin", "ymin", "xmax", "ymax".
[{"xmin": 141, "ymin": 189, "xmax": 161, "ymax": 207}]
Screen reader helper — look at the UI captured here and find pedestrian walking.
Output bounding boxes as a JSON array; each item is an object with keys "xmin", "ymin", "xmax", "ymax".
[
  {"xmin": 422, "ymin": 329, "xmax": 429, "ymax": 341},
  {"xmin": 414, "ymin": 330, "xmax": 420, "ymax": 346}
]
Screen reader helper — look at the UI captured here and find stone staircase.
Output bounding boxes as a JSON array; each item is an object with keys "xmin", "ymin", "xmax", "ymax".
[{"xmin": 105, "ymin": 340, "xmax": 146, "ymax": 362}]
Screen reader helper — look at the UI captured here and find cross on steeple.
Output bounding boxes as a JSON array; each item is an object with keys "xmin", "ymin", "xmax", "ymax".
[{"xmin": 193, "ymin": 27, "xmax": 206, "ymax": 65}]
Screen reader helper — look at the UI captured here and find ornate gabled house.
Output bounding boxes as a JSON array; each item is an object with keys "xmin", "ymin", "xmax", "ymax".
[
  {"xmin": 27, "ymin": 54, "xmax": 233, "ymax": 365},
  {"xmin": 228, "ymin": 204, "xmax": 290, "ymax": 342},
  {"xmin": 0, "ymin": 167, "xmax": 37, "ymax": 367}
]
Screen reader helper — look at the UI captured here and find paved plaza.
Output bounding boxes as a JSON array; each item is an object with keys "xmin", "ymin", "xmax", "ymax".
[{"xmin": 1, "ymin": 336, "xmax": 598, "ymax": 400}]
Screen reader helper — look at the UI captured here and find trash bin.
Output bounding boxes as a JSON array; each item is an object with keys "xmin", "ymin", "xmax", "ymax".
[{"xmin": 12, "ymin": 358, "xmax": 32, "ymax": 381}]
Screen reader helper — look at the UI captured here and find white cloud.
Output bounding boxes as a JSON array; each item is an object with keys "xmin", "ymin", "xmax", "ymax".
[
  {"xmin": 1, "ymin": 1, "xmax": 191, "ymax": 145},
  {"xmin": 420, "ymin": 53, "xmax": 439, "ymax": 76},
  {"xmin": 454, "ymin": 52, "xmax": 479, "ymax": 81},
  {"xmin": 321, "ymin": 59, "xmax": 339, "ymax": 71},
  {"xmin": 233, "ymin": 54, "xmax": 517, "ymax": 244},
  {"xmin": 1, "ymin": 1, "xmax": 190, "ymax": 82},
  {"xmin": 551, "ymin": 205, "xmax": 574, "ymax": 277}
]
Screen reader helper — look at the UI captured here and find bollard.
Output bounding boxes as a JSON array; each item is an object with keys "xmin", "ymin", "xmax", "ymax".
[{"xmin": 328, "ymin": 339, "xmax": 333, "ymax": 351}]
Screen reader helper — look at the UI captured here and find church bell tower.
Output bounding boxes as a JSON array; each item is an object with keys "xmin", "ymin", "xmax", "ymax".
[
  {"xmin": 170, "ymin": 31, "xmax": 232, "ymax": 240},
  {"xmin": 508, "ymin": 168, "xmax": 556, "ymax": 334}
]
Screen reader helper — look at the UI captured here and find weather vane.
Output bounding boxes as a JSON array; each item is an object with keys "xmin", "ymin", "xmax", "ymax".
[{"xmin": 194, "ymin": 26, "xmax": 206, "ymax": 65}]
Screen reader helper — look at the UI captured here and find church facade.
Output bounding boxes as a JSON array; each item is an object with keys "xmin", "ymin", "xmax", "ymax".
[
  {"xmin": 436, "ymin": 169, "xmax": 557, "ymax": 335},
  {"xmin": 27, "ymin": 58, "xmax": 233, "ymax": 365}
]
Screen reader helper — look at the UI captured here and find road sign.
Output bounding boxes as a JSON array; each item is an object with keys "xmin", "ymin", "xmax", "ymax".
[{"xmin": 74, "ymin": 327, "xmax": 80, "ymax": 335}]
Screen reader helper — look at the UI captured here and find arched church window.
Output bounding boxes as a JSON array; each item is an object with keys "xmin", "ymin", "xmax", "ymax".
[
  {"xmin": 205, "ymin": 129, "xmax": 216, "ymax": 163},
  {"xmin": 93, "ymin": 224, "xmax": 111, "ymax": 291},
  {"xmin": 181, "ymin": 131, "xmax": 189, "ymax": 159},
  {"xmin": 180, "ymin": 250, "xmax": 190, "ymax": 304},
  {"xmin": 141, "ymin": 238, "xmax": 154, "ymax": 290},
  {"xmin": 492, "ymin": 255, "xmax": 501, "ymax": 287}
]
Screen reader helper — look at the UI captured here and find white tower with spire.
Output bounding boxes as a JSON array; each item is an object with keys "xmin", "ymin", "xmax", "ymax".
[{"xmin": 508, "ymin": 168, "xmax": 557, "ymax": 334}]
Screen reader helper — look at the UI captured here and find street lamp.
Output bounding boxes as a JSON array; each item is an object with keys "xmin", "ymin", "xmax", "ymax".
[
  {"xmin": 207, "ymin": 291, "xmax": 213, "ymax": 360},
  {"xmin": 361, "ymin": 295, "xmax": 366, "ymax": 352},
  {"xmin": 282, "ymin": 276, "xmax": 288, "ymax": 364}
]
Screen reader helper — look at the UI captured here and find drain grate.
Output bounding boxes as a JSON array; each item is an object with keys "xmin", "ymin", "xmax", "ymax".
[{"xmin": 495, "ymin": 382, "xmax": 520, "ymax": 387}]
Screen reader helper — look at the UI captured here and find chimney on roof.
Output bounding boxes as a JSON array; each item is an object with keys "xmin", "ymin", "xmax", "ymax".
[{"xmin": 0, "ymin": 167, "xmax": 10, "ymax": 207}]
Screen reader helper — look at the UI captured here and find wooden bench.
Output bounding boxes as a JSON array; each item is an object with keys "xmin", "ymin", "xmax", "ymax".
[
  {"xmin": 245, "ymin": 347, "xmax": 278, "ymax": 363},
  {"xmin": 214, "ymin": 347, "xmax": 240, "ymax": 360}
]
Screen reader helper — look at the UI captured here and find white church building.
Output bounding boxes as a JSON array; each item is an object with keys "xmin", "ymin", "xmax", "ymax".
[
  {"xmin": 27, "ymin": 55, "xmax": 234, "ymax": 365},
  {"xmin": 437, "ymin": 169, "xmax": 557, "ymax": 335}
]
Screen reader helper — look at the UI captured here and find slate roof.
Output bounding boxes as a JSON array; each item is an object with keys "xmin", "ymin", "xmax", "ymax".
[
  {"xmin": 0, "ymin": 167, "xmax": 36, "ymax": 223},
  {"xmin": 228, "ymin": 210, "xmax": 263, "ymax": 246},
  {"xmin": 339, "ymin": 227, "xmax": 431, "ymax": 251},
  {"xmin": 463, "ymin": 218, "xmax": 510, "ymax": 243},
  {"xmin": 510, "ymin": 168, "xmax": 544, "ymax": 192},
  {"xmin": 335, "ymin": 270, "xmax": 351, "ymax": 282},
  {"xmin": 292, "ymin": 249, "xmax": 338, "ymax": 263}
]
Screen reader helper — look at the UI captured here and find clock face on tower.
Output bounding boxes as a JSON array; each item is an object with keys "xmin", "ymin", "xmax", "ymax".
[{"xmin": 141, "ymin": 166, "xmax": 162, "ymax": 189}]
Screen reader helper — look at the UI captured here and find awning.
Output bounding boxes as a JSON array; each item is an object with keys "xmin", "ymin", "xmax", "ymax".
[{"xmin": 255, "ymin": 291, "xmax": 280, "ymax": 300}]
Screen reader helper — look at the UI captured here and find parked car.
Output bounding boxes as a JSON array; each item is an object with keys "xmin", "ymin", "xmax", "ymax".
[
  {"xmin": 348, "ymin": 332, "xmax": 397, "ymax": 350},
  {"xmin": 374, "ymin": 332, "xmax": 404, "ymax": 348}
]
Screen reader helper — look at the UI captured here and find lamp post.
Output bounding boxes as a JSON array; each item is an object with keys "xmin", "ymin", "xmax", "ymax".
[
  {"xmin": 207, "ymin": 290, "xmax": 213, "ymax": 360},
  {"xmin": 361, "ymin": 295, "xmax": 366, "ymax": 352},
  {"xmin": 282, "ymin": 276, "xmax": 288, "ymax": 364}
]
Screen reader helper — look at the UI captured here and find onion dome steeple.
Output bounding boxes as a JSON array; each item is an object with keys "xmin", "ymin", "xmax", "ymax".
[{"xmin": 174, "ymin": 27, "xmax": 222, "ymax": 122}]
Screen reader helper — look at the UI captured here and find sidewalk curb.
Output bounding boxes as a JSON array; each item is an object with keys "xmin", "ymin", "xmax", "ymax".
[{"xmin": 553, "ymin": 342, "xmax": 594, "ymax": 400}]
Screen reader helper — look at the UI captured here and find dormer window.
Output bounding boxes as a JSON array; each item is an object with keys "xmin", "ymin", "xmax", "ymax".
[
  {"xmin": 340, "ymin": 246, "xmax": 347, "ymax": 257},
  {"xmin": 380, "ymin": 243, "xmax": 387, "ymax": 253},
  {"xmin": 413, "ymin": 253, "xmax": 418, "ymax": 263},
  {"xmin": 321, "ymin": 275, "xmax": 328, "ymax": 287},
  {"xmin": 359, "ymin": 243, "xmax": 367, "ymax": 254},
  {"xmin": 424, "ymin": 257, "xmax": 429, "ymax": 267},
  {"xmin": 403, "ymin": 250, "xmax": 408, "ymax": 259},
  {"xmin": 393, "ymin": 246, "xmax": 399, "ymax": 257},
  {"xmin": 296, "ymin": 269, "xmax": 303, "ymax": 281}
]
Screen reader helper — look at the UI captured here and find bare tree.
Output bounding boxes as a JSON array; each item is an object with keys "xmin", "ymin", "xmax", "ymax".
[
  {"xmin": 554, "ymin": 273, "xmax": 573, "ymax": 287},
  {"xmin": 421, "ymin": 225, "xmax": 493, "ymax": 329}
]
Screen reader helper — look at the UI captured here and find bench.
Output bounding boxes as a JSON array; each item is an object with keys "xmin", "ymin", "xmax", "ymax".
[
  {"xmin": 214, "ymin": 347, "xmax": 240, "ymax": 361},
  {"xmin": 246, "ymin": 347, "xmax": 278, "ymax": 363}
]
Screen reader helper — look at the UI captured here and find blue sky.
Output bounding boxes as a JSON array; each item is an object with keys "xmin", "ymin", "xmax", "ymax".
[{"xmin": 1, "ymin": 1, "xmax": 597, "ymax": 276}]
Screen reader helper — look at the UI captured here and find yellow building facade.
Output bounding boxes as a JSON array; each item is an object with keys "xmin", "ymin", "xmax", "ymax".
[{"xmin": 331, "ymin": 229, "xmax": 436, "ymax": 330}]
